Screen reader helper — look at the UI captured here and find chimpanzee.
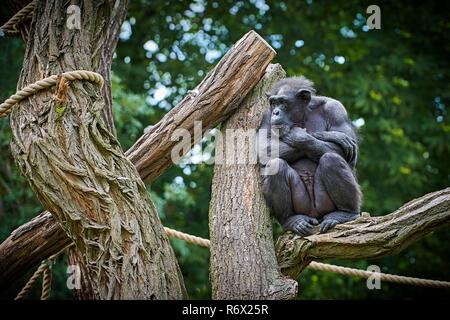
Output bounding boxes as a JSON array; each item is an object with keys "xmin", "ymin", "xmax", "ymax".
[{"xmin": 257, "ymin": 76, "xmax": 361, "ymax": 236}]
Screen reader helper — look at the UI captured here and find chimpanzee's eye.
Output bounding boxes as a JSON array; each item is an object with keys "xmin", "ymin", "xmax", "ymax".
[
  {"xmin": 275, "ymin": 98, "xmax": 287, "ymax": 105},
  {"xmin": 269, "ymin": 95, "xmax": 288, "ymax": 106}
]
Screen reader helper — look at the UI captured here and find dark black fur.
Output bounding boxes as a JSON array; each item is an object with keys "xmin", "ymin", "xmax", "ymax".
[{"xmin": 257, "ymin": 76, "xmax": 361, "ymax": 235}]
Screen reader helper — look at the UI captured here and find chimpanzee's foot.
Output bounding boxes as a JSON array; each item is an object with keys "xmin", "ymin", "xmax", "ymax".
[
  {"xmin": 319, "ymin": 211, "xmax": 359, "ymax": 233},
  {"xmin": 283, "ymin": 214, "xmax": 319, "ymax": 236}
]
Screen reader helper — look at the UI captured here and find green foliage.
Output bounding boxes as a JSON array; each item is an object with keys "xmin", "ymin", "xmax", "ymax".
[{"xmin": 0, "ymin": 0, "xmax": 449, "ymax": 299}]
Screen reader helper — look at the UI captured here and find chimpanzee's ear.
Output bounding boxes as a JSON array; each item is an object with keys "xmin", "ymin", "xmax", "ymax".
[{"xmin": 296, "ymin": 89, "xmax": 311, "ymax": 101}]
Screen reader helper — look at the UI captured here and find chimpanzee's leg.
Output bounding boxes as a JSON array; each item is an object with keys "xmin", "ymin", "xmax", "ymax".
[
  {"xmin": 262, "ymin": 158, "xmax": 318, "ymax": 236},
  {"xmin": 315, "ymin": 152, "xmax": 361, "ymax": 233}
]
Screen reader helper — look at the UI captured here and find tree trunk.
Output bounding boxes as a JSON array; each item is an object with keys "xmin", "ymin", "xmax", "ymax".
[
  {"xmin": 0, "ymin": 29, "xmax": 276, "ymax": 291},
  {"xmin": 3, "ymin": 0, "xmax": 126, "ymax": 299},
  {"xmin": 67, "ymin": 245, "xmax": 95, "ymax": 300},
  {"xmin": 8, "ymin": 0, "xmax": 185, "ymax": 299},
  {"xmin": 65, "ymin": 0, "xmax": 128, "ymax": 299},
  {"xmin": 209, "ymin": 64, "xmax": 298, "ymax": 300}
]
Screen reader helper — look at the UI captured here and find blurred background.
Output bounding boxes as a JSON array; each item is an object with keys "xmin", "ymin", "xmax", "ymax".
[{"xmin": 0, "ymin": 0, "xmax": 449, "ymax": 299}]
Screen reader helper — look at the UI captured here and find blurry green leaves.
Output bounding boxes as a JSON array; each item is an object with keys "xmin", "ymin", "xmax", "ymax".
[
  {"xmin": 112, "ymin": 73, "xmax": 157, "ymax": 150},
  {"xmin": 392, "ymin": 77, "xmax": 409, "ymax": 88},
  {"xmin": 396, "ymin": 29, "xmax": 413, "ymax": 39},
  {"xmin": 403, "ymin": 57, "xmax": 415, "ymax": 66},
  {"xmin": 399, "ymin": 166, "xmax": 411, "ymax": 175},
  {"xmin": 163, "ymin": 177, "xmax": 196, "ymax": 208},
  {"xmin": 391, "ymin": 96, "xmax": 402, "ymax": 105},
  {"xmin": 369, "ymin": 90, "xmax": 382, "ymax": 102},
  {"xmin": 390, "ymin": 127, "xmax": 404, "ymax": 138}
]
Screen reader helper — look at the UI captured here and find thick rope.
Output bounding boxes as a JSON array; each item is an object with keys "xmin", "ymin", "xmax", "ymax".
[
  {"xmin": 0, "ymin": 1, "xmax": 35, "ymax": 35},
  {"xmin": 14, "ymin": 262, "xmax": 46, "ymax": 300},
  {"xmin": 164, "ymin": 227, "xmax": 210, "ymax": 248},
  {"xmin": 41, "ymin": 263, "xmax": 52, "ymax": 300},
  {"xmin": 16, "ymin": 226, "xmax": 449, "ymax": 299},
  {"xmin": 0, "ymin": 70, "xmax": 104, "ymax": 118},
  {"xmin": 15, "ymin": 244, "xmax": 72, "ymax": 300},
  {"xmin": 308, "ymin": 261, "xmax": 450, "ymax": 289},
  {"xmin": 163, "ymin": 227, "xmax": 450, "ymax": 289}
]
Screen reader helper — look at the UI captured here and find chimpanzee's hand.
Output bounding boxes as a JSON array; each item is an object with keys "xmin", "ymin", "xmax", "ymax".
[
  {"xmin": 312, "ymin": 131, "xmax": 357, "ymax": 164},
  {"xmin": 281, "ymin": 127, "xmax": 311, "ymax": 147},
  {"xmin": 319, "ymin": 218, "xmax": 339, "ymax": 233},
  {"xmin": 283, "ymin": 214, "xmax": 319, "ymax": 236},
  {"xmin": 271, "ymin": 124, "xmax": 291, "ymax": 137}
]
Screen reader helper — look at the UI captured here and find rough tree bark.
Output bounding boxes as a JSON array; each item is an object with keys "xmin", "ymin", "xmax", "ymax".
[
  {"xmin": 2, "ymin": 0, "xmax": 119, "ymax": 132},
  {"xmin": 8, "ymin": 0, "xmax": 186, "ymax": 299},
  {"xmin": 65, "ymin": 0, "xmax": 128, "ymax": 299},
  {"xmin": 276, "ymin": 187, "xmax": 450, "ymax": 279},
  {"xmin": 0, "ymin": 30, "xmax": 277, "ymax": 291},
  {"xmin": 67, "ymin": 246, "xmax": 95, "ymax": 300},
  {"xmin": 1, "ymin": 0, "xmax": 126, "ymax": 296},
  {"xmin": 209, "ymin": 64, "xmax": 297, "ymax": 300}
]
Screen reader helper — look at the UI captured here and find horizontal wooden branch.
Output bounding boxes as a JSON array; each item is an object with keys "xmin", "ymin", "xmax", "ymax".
[
  {"xmin": 0, "ymin": 30, "xmax": 276, "ymax": 290},
  {"xmin": 126, "ymin": 30, "xmax": 275, "ymax": 182},
  {"xmin": 0, "ymin": 211, "xmax": 73, "ymax": 288},
  {"xmin": 276, "ymin": 187, "xmax": 450, "ymax": 279}
]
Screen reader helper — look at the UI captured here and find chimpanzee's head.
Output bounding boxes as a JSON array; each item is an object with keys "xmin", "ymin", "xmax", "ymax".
[{"xmin": 266, "ymin": 76, "xmax": 316, "ymax": 133}]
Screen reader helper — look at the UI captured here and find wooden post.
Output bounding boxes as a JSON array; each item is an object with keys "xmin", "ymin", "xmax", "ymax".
[{"xmin": 209, "ymin": 64, "xmax": 298, "ymax": 300}]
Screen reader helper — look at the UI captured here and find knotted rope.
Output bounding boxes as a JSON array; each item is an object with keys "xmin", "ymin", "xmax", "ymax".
[
  {"xmin": 0, "ymin": 1, "xmax": 35, "ymax": 36},
  {"xmin": 0, "ymin": 70, "xmax": 104, "ymax": 118}
]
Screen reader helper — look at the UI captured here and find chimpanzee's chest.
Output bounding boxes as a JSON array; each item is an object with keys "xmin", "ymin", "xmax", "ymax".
[{"xmin": 301, "ymin": 112, "xmax": 328, "ymax": 133}]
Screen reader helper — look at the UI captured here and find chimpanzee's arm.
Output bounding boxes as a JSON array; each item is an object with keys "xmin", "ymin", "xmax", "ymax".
[
  {"xmin": 257, "ymin": 112, "xmax": 305, "ymax": 165},
  {"xmin": 281, "ymin": 100, "xmax": 357, "ymax": 165},
  {"xmin": 312, "ymin": 130, "xmax": 358, "ymax": 168}
]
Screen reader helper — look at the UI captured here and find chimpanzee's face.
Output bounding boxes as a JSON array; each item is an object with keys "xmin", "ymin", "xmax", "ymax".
[
  {"xmin": 269, "ymin": 93, "xmax": 295, "ymax": 129},
  {"xmin": 268, "ymin": 85, "xmax": 312, "ymax": 131}
]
